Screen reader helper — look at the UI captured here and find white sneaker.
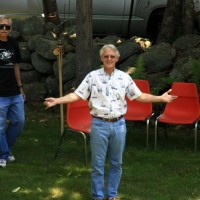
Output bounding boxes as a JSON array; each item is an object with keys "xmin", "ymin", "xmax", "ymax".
[
  {"xmin": 0, "ymin": 159, "xmax": 7, "ymax": 167},
  {"xmin": 7, "ymin": 154, "xmax": 15, "ymax": 162}
]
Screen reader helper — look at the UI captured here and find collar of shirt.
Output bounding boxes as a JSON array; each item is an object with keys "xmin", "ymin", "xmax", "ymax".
[{"xmin": 102, "ymin": 66, "xmax": 115, "ymax": 77}]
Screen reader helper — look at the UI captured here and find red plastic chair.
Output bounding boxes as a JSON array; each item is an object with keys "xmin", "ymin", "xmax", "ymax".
[
  {"xmin": 54, "ymin": 99, "xmax": 91, "ymax": 165},
  {"xmin": 124, "ymin": 79, "xmax": 154, "ymax": 148},
  {"xmin": 155, "ymin": 82, "xmax": 200, "ymax": 151}
]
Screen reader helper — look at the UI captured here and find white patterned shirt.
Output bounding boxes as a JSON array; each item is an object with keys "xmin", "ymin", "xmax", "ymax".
[{"xmin": 75, "ymin": 68, "xmax": 142, "ymax": 118}]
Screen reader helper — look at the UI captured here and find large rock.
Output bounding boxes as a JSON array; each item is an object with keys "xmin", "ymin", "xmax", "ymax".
[
  {"xmin": 44, "ymin": 76, "xmax": 59, "ymax": 97},
  {"xmin": 24, "ymin": 82, "xmax": 46, "ymax": 103},
  {"xmin": 172, "ymin": 34, "xmax": 200, "ymax": 52},
  {"xmin": 31, "ymin": 52, "xmax": 54, "ymax": 75},
  {"xmin": 19, "ymin": 63, "xmax": 34, "ymax": 71},
  {"xmin": 170, "ymin": 57, "xmax": 191, "ymax": 81},
  {"xmin": 19, "ymin": 42, "xmax": 31, "ymax": 62},
  {"xmin": 31, "ymin": 36, "xmax": 58, "ymax": 60},
  {"xmin": 142, "ymin": 42, "xmax": 176, "ymax": 73},
  {"xmin": 118, "ymin": 54, "xmax": 138, "ymax": 71},
  {"xmin": 21, "ymin": 70, "xmax": 43, "ymax": 84},
  {"xmin": 53, "ymin": 52, "xmax": 76, "ymax": 83},
  {"xmin": 21, "ymin": 16, "xmax": 45, "ymax": 41},
  {"xmin": 118, "ymin": 41, "xmax": 142, "ymax": 63},
  {"xmin": 28, "ymin": 35, "xmax": 44, "ymax": 52}
]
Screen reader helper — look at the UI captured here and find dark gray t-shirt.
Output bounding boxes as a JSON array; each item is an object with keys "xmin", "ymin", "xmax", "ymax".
[{"xmin": 0, "ymin": 37, "xmax": 21, "ymax": 96}]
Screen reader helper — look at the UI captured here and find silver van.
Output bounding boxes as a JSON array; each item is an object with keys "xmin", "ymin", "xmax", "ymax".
[{"xmin": 1, "ymin": 0, "xmax": 200, "ymax": 38}]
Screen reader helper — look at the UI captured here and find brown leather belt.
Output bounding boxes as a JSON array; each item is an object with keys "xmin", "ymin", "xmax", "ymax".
[{"xmin": 92, "ymin": 115, "xmax": 124, "ymax": 122}]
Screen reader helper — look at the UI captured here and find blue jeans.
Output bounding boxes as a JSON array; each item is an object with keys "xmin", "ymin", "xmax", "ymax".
[
  {"xmin": 0, "ymin": 94, "xmax": 25, "ymax": 160},
  {"xmin": 90, "ymin": 117, "xmax": 126, "ymax": 199}
]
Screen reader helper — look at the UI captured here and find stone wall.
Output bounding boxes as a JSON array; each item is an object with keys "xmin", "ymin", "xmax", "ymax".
[{"xmin": 10, "ymin": 16, "xmax": 200, "ymax": 103}]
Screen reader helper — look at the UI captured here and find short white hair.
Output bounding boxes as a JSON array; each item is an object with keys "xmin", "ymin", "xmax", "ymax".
[
  {"xmin": 0, "ymin": 15, "xmax": 12, "ymax": 25},
  {"xmin": 99, "ymin": 44, "xmax": 120, "ymax": 58}
]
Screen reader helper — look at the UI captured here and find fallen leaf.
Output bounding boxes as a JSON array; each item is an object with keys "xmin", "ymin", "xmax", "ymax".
[{"xmin": 12, "ymin": 187, "xmax": 20, "ymax": 193}]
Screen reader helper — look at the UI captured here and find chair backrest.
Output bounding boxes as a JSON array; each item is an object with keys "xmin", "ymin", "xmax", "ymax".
[
  {"xmin": 163, "ymin": 82, "xmax": 200, "ymax": 120},
  {"xmin": 124, "ymin": 79, "xmax": 153, "ymax": 120},
  {"xmin": 66, "ymin": 99, "xmax": 92, "ymax": 133}
]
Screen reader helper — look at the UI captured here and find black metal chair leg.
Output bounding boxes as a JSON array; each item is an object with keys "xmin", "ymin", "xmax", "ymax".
[{"xmin": 54, "ymin": 131, "xmax": 65, "ymax": 159}]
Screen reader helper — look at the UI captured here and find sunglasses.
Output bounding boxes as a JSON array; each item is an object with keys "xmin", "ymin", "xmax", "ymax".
[
  {"xmin": 0, "ymin": 24, "xmax": 11, "ymax": 30},
  {"xmin": 103, "ymin": 55, "xmax": 116, "ymax": 59}
]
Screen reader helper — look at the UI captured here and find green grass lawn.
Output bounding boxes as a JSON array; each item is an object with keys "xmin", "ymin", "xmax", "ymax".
[{"xmin": 0, "ymin": 103, "xmax": 200, "ymax": 200}]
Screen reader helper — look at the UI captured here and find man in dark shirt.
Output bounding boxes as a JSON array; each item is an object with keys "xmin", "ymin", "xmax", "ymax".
[{"xmin": 0, "ymin": 16, "xmax": 25, "ymax": 168}]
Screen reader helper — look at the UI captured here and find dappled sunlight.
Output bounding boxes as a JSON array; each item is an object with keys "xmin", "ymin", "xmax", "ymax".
[
  {"xmin": 61, "ymin": 165, "xmax": 91, "ymax": 175},
  {"xmin": 11, "ymin": 187, "xmax": 44, "ymax": 196},
  {"xmin": 71, "ymin": 192, "xmax": 82, "ymax": 199},
  {"xmin": 12, "ymin": 188, "xmax": 32, "ymax": 194},
  {"xmin": 44, "ymin": 184, "xmax": 87, "ymax": 200},
  {"xmin": 116, "ymin": 39, "xmax": 122, "ymax": 44},
  {"xmin": 70, "ymin": 166, "xmax": 91, "ymax": 173},
  {"xmin": 20, "ymin": 189, "xmax": 33, "ymax": 194},
  {"xmin": 131, "ymin": 36, "xmax": 152, "ymax": 50},
  {"xmin": 69, "ymin": 33, "xmax": 76, "ymax": 39},
  {"xmin": 54, "ymin": 178, "xmax": 68, "ymax": 185},
  {"xmin": 49, "ymin": 187, "xmax": 64, "ymax": 198},
  {"xmin": 53, "ymin": 166, "xmax": 90, "ymax": 185}
]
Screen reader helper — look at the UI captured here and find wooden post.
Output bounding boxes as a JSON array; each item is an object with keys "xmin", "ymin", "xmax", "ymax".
[{"xmin": 53, "ymin": 40, "xmax": 64, "ymax": 135}]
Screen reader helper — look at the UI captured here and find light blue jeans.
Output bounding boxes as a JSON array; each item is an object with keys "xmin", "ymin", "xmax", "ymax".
[
  {"xmin": 90, "ymin": 117, "xmax": 126, "ymax": 200},
  {"xmin": 0, "ymin": 94, "xmax": 25, "ymax": 160}
]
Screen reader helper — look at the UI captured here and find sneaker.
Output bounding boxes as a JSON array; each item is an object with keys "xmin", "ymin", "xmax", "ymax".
[
  {"xmin": 0, "ymin": 159, "xmax": 7, "ymax": 167},
  {"xmin": 7, "ymin": 154, "xmax": 15, "ymax": 162}
]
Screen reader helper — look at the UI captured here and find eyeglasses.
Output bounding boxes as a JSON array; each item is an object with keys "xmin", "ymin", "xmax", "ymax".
[
  {"xmin": 103, "ymin": 55, "xmax": 116, "ymax": 59},
  {"xmin": 0, "ymin": 24, "xmax": 11, "ymax": 30}
]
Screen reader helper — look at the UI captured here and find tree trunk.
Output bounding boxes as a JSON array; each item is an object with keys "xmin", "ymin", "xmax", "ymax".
[
  {"xmin": 75, "ymin": 0, "xmax": 93, "ymax": 87},
  {"xmin": 156, "ymin": 0, "xmax": 194, "ymax": 43},
  {"xmin": 182, "ymin": 0, "xmax": 194, "ymax": 34},
  {"xmin": 42, "ymin": 0, "xmax": 61, "ymax": 25},
  {"xmin": 156, "ymin": 0, "xmax": 181, "ymax": 43}
]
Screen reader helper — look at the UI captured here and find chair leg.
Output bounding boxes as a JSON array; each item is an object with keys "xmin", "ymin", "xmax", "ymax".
[
  {"xmin": 54, "ymin": 130, "xmax": 88, "ymax": 165},
  {"xmin": 194, "ymin": 120, "xmax": 199, "ymax": 152},
  {"xmin": 155, "ymin": 119, "xmax": 158, "ymax": 150},
  {"xmin": 79, "ymin": 131, "xmax": 88, "ymax": 166},
  {"xmin": 146, "ymin": 118, "xmax": 150, "ymax": 148},
  {"xmin": 54, "ymin": 131, "xmax": 65, "ymax": 159},
  {"xmin": 146, "ymin": 113, "xmax": 154, "ymax": 148}
]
